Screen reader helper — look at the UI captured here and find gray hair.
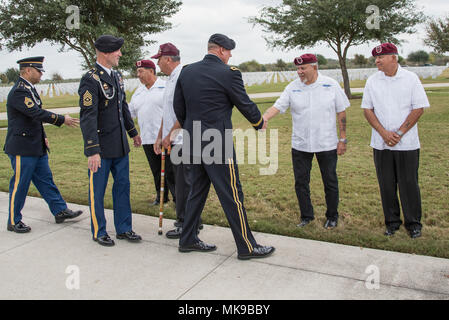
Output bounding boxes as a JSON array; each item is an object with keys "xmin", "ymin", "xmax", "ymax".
[
  {"xmin": 208, "ymin": 42, "xmax": 220, "ymax": 51},
  {"xmin": 169, "ymin": 55, "xmax": 181, "ymax": 62}
]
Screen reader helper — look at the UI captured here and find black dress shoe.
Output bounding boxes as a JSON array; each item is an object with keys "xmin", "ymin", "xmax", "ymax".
[
  {"xmin": 174, "ymin": 219, "xmax": 183, "ymax": 228},
  {"xmin": 150, "ymin": 199, "xmax": 160, "ymax": 206},
  {"xmin": 238, "ymin": 245, "xmax": 275, "ymax": 260},
  {"xmin": 297, "ymin": 219, "xmax": 313, "ymax": 228},
  {"xmin": 166, "ymin": 227, "xmax": 182, "ymax": 239},
  {"xmin": 7, "ymin": 221, "xmax": 31, "ymax": 233},
  {"xmin": 409, "ymin": 229, "xmax": 422, "ymax": 239},
  {"xmin": 324, "ymin": 219, "xmax": 338, "ymax": 229},
  {"xmin": 384, "ymin": 227, "xmax": 399, "ymax": 236},
  {"xmin": 54, "ymin": 208, "xmax": 83, "ymax": 224},
  {"xmin": 116, "ymin": 230, "xmax": 142, "ymax": 242},
  {"xmin": 179, "ymin": 241, "xmax": 217, "ymax": 253},
  {"xmin": 93, "ymin": 234, "xmax": 115, "ymax": 246}
]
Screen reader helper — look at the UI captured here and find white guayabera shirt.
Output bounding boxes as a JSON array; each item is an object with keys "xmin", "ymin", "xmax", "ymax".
[
  {"xmin": 361, "ymin": 65, "xmax": 430, "ymax": 151},
  {"xmin": 128, "ymin": 78, "xmax": 166, "ymax": 145},
  {"xmin": 274, "ymin": 73, "xmax": 350, "ymax": 153},
  {"xmin": 162, "ymin": 64, "xmax": 183, "ymax": 145}
]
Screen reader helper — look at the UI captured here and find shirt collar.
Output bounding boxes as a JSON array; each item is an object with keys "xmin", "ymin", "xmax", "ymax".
[
  {"xmin": 297, "ymin": 72, "xmax": 323, "ymax": 88},
  {"xmin": 380, "ymin": 65, "xmax": 403, "ymax": 80},
  {"xmin": 143, "ymin": 77, "xmax": 164, "ymax": 91},
  {"xmin": 169, "ymin": 64, "xmax": 182, "ymax": 81},
  {"xmin": 96, "ymin": 61, "xmax": 112, "ymax": 76},
  {"xmin": 19, "ymin": 76, "xmax": 35, "ymax": 89}
]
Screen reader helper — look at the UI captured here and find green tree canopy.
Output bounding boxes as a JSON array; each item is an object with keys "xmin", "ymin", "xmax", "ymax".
[
  {"xmin": 250, "ymin": 0, "xmax": 424, "ymax": 98},
  {"xmin": 0, "ymin": 0, "xmax": 182, "ymax": 73},
  {"xmin": 353, "ymin": 54, "xmax": 368, "ymax": 67},
  {"xmin": 238, "ymin": 60, "xmax": 264, "ymax": 72},
  {"xmin": 316, "ymin": 54, "xmax": 327, "ymax": 65},
  {"xmin": 5, "ymin": 68, "xmax": 20, "ymax": 83},
  {"xmin": 407, "ymin": 50, "xmax": 430, "ymax": 65},
  {"xmin": 425, "ymin": 16, "xmax": 449, "ymax": 54}
]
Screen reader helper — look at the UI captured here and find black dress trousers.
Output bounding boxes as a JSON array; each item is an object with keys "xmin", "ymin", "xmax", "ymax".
[
  {"xmin": 373, "ymin": 149, "xmax": 422, "ymax": 231},
  {"xmin": 142, "ymin": 144, "xmax": 175, "ymax": 202},
  {"xmin": 292, "ymin": 148, "xmax": 339, "ymax": 221}
]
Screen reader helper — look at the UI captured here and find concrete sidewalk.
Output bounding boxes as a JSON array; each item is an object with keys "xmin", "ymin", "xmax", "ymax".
[{"xmin": 0, "ymin": 192, "xmax": 448, "ymax": 300}]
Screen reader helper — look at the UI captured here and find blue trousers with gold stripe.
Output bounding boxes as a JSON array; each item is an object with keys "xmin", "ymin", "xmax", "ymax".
[
  {"xmin": 180, "ymin": 156, "xmax": 257, "ymax": 254},
  {"xmin": 8, "ymin": 154, "xmax": 67, "ymax": 225},
  {"xmin": 88, "ymin": 155, "xmax": 132, "ymax": 239}
]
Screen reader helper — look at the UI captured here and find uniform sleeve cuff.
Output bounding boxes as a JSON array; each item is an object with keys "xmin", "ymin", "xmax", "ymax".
[
  {"xmin": 127, "ymin": 127, "xmax": 138, "ymax": 138},
  {"xmin": 252, "ymin": 116, "xmax": 264, "ymax": 130}
]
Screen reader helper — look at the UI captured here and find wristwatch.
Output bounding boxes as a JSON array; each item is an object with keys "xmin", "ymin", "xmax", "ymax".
[
  {"xmin": 396, "ymin": 130, "xmax": 404, "ymax": 137},
  {"xmin": 339, "ymin": 138, "xmax": 347, "ymax": 144}
]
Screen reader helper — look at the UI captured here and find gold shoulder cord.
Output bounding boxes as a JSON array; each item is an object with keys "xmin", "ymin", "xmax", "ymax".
[{"xmin": 92, "ymin": 73, "xmax": 115, "ymax": 100}]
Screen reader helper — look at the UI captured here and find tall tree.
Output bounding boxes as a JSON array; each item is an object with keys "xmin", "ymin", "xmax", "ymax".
[
  {"xmin": 353, "ymin": 54, "xmax": 368, "ymax": 67},
  {"xmin": 250, "ymin": 0, "xmax": 424, "ymax": 98},
  {"xmin": 424, "ymin": 16, "xmax": 449, "ymax": 54},
  {"xmin": 407, "ymin": 50, "xmax": 429, "ymax": 65},
  {"xmin": 5, "ymin": 68, "xmax": 20, "ymax": 83},
  {"xmin": 0, "ymin": 0, "xmax": 182, "ymax": 73}
]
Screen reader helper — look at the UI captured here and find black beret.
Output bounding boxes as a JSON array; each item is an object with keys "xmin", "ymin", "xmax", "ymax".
[
  {"xmin": 94, "ymin": 35, "xmax": 124, "ymax": 53},
  {"xmin": 208, "ymin": 33, "xmax": 236, "ymax": 50},
  {"xmin": 17, "ymin": 56, "xmax": 45, "ymax": 72}
]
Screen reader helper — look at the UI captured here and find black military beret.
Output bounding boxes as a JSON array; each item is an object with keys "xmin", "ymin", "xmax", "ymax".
[
  {"xmin": 17, "ymin": 56, "xmax": 45, "ymax": 72},
  {"xmin": 208, "ymin": 33, "xmax": 236, "ymax": 50},
  {"xmin": 94, "ymin": 35, "xmax": 124, "ymax": 53}
]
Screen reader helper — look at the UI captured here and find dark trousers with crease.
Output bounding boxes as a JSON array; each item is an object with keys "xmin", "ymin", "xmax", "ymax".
[
  {"xmin": 180, "ymin": 155, "xmax": 257, "ymax": 254},
  {"xmin": 292, "ymin": 148, "xmax": 339, "ymax": 222},
  {"xmin": 165, "ymin": 145, "xmax": 188, "ymax": 224},
  {"xmin": 373, "ymin": 149, "xmax": 422, "ymax": 231},
  {"xmin": 142, "ymin": 144, "xmax": 175, "ymax": 202}
]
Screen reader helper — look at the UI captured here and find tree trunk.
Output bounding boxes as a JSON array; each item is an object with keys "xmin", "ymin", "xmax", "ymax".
[{"xmin": 338, "ymin": 54, "xmax": 352, "ymax": 99}]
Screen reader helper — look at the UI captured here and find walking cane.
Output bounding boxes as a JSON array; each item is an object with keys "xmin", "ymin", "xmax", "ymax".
[{"xmin": 158, "ymin": 146, "xmax": 166, "ymax": 235}]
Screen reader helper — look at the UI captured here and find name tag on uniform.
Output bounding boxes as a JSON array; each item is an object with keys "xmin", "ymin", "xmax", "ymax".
[
  {"xmin": 292, "ymin": 89, "xmax": 302, "ymax": 93},
  {"xmin": 322, "ymin": 84, "xmax": 332, "ymax": 87}
]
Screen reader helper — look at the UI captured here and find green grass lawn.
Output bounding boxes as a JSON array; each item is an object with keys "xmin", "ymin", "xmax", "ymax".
[{"xmin": 0, "ymin": 88, "xmax": 447, "ymax": 258}]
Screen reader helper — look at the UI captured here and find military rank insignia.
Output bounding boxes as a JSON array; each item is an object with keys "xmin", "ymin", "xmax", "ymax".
[
  {"xmin": 83, "ymin": 90, "xmax": 93, "ymax": 107},
  {"xmin": 24, "ymin": 97, "xmax": 34, "ymax": 108},
  {"xmin": 230, "ymin": 66, "xmax": 240, "ymax": 71}
]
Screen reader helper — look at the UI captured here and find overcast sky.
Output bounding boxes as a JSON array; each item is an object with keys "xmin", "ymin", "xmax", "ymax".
[{"xmin": 0, "ymin": 0, "xmax": 447, "ymax": 80}]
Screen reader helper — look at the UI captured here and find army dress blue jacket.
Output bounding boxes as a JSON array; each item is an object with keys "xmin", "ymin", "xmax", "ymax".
[
  {"xmin": 3, "ymin": 77, "xmax": 65, "ymax": 156},
  {"xmin": 173, "ymin": 54, "xmax": 263, "ymax": 161},
  {"xmin": 78, "ymin": 63, "xmax": 138, "ymax": 159}
]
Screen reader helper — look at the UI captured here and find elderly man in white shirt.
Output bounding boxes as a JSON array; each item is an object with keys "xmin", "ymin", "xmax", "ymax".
[
  {"xmin": 362, "ymin": 43, "xmax": 430, "ymax": 239},
  {"xmin": 152, "ymin": 43, "xmax": 202, "ymax": 239},
  {"xmin": 129, "ymin": 59, "xmax": 175, "ymax": 206},
  {"xmin": 263, "ymin": 54, "xmax": 349, "ymax": 229}
]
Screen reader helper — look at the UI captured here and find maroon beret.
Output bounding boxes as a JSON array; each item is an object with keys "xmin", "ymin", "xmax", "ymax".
[
  {"xmin": 294, "ymin": 54, "xmax": 318, "ymax": 66},
  {"xmin": 372, "ymin": 43, "xmax": 398, "ymax": 57},
  {"xmin": 151, "ymin": 43, "xmax": 180, "ymax": 59},
  {"xmin": 136, "ymin": 59, "xmax": 156, "ymax": 69}
]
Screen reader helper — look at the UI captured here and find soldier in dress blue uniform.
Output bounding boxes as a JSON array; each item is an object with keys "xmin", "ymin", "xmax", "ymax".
[
  {"xmin": 4, "ymin": 56, "xmax": 83, "ymax": 233},
  {"xmin": 173, "ymin": 34, "xmax": 275, "ymax": 260},
  {"xmin": 78, "ymin": 35, "xmax": 143, "ymax": 246}
]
